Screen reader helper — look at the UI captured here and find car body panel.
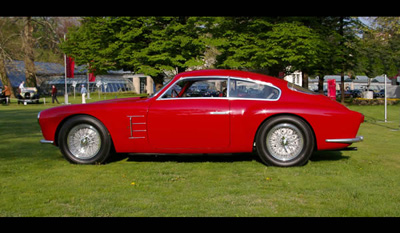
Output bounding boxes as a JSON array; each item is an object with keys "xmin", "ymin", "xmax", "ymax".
[
  {"xmin": 38, "ymin": 69, "xmax": 364, "ymax": 156},
  {"xmin": 148, "ymin": 98, "xmax": 230, "ymax": 150}
]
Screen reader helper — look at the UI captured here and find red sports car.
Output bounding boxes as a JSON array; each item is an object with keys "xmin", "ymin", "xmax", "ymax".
[{"xmin": 38, "ymin": 70, "xmax": 364, "ymax": 167}]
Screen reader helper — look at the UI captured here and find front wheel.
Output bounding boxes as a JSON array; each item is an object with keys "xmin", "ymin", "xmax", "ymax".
[
  {"xmin": 256, "ymin": 116, "xmax": 315, "ymax": 167},
  {"xmin": 58, "ymin": 115, "xmax": 112, "ymax": 164}
]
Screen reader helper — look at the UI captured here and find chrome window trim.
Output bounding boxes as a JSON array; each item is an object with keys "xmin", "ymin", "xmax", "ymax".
[{"xmin": 156, "ymin": 76, "xmax": 282, "ymax": 102}]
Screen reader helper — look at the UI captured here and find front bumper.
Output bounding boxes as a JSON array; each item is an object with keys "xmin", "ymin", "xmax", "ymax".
[
  {"xmin": 40, "ymin": 139, "xmax": 54, "ymax": 144},
  {"xmin": 325, "ymin": 136, "xmax": 364, "ymax": 144}
]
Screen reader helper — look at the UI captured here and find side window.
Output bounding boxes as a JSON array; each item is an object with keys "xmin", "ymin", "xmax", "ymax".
[
  {"xmin": 161, "ymin": 78, "xmax": 228, "ymax": 99},
  {"xmin": 229, "ymin": 79, "xmax": 280, "ymax": 100}
]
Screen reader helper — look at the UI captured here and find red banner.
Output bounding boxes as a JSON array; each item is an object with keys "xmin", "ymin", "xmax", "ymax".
[
  {"xmin": 327, "ymin": 79, "xmax": 336, "ymax": 100},
  {"xmin": 89, "ymin": 72, "xmax": 96, "ymax": 82},
  {"xmin": 66, "ymin": 56, "xmax": 74, "ymax": 78},
  {"xmin": 88, "ymin": 62, "xmax": 96, "ymax": 82}
]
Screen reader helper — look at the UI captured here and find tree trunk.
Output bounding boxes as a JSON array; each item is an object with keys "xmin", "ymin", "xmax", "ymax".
[
  {"xmin": 0, "ymin": 56, "xmax": 15, "ymax": 98},
  {"xmin": 340, "ymin": 72, "xmax": 345, "ymax": 103},
  {"xmin": 22, "ymin": 17, "xmax": 37, "ymax": 87},
  {"xmin": 302, "ymin": 72, "xmax": 309, "ymax": 89},
  {"xmin": 339, "ymin": 16, "xmax": 345, "ymax": 104},
  {"xmin": 318, "ymin": 75, "xmax": 324, "ymax": 94}
]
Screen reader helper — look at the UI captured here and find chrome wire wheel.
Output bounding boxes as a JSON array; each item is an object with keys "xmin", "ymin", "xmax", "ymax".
[
  {"xmin": 266, "ymin": 123, "xmax": 304, "ymax": 162},
  {"xmin": 67, "ymin": 124, "xmax": 102, "ymax": 160}
]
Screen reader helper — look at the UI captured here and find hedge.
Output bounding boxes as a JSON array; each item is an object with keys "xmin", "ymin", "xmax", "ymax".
[{"xmin": 352, "ymin": 98, "xmax": 400, "ymax": 105}]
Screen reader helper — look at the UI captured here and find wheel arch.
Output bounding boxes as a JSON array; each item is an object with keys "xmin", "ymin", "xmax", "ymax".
[
  {"xmin": 54, "ymin": 114, "xmax": 113, "ymax": 147},
  {"xmin": 253, "ymin": 113, "xmax": 317, "ymax": 151}
]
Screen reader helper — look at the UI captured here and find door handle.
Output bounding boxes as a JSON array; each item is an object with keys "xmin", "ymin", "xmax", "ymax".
[{"xmin": 210, "ymin": 111, "xmax": 230, "ymax": 115}]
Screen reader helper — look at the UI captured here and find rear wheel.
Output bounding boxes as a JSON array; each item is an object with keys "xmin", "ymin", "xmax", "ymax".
[
  {"xmin": 256, "ymin": 115, "xmax": 314, "ymax": 167},
  {"xmin": 58, "ymin": 115, "xmax": 112, "ymax": 164}
]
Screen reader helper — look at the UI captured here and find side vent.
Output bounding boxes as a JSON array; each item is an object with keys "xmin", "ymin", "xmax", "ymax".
[{"xmin": 127, "ymin": 115, "xmax": 146, "ymax": 139}]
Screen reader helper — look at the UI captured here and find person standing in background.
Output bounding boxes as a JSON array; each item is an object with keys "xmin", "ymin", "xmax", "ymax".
[
  {"xmin": 51, "ymin": 85, "xmax": 59, "ymax": 104},
  {"xmin": 81, "ymin": 84, "xmax": 87, "ymax": 104},
  {"xmin": 2, "ymin": 85, "xmax": 11, "ymax": 105},
  {"xmin": 19, "ymin": 81, "xmax": 25, "ymax": 92}
]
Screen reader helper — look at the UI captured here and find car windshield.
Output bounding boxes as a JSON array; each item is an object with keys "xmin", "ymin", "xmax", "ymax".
[{"xmin": 149, "ymin": 78, "xmax": 174, "ymax": 98}]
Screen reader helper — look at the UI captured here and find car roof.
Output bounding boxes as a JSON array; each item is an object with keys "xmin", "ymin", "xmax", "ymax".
[{"xmin": 175, "ymin": 69, "xmax": 287, "ymax": 87}]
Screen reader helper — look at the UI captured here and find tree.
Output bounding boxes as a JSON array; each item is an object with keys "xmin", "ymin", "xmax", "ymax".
[
  {"xmin": 263, "ymin": 21, "xmax": 322, "ymax": 87},
  {"xmin": 60, "ymin": 16, "xmax": 366, "ymax": 95},
  {"xmin": 61, "ymin": 17, "xmax": 207, "ymax": 90},
  {"xmin": 298, "ymin": 17, "xmax": 341, "ymax": 93},
  {"xmin": 22, "ymin": 17, "xmax": 37, "ymax": 87},
  {"xmin": 1, "ymin": 17, "xmax": 80, "ymax": 93},
  {"xmin": 335, "ymin": 17, "xmax": 361, "ymax": 103},
  {"xmin": 32, "ymin": 17, "xmax": 80, "ymax": 63},
  {"xmin": 356, "ymin": 17, "xmax": 400, "ymax": 94},
  {"xmin": 0, "ymin": 17, "xmax": 22, "ymax": 97},
  {"xmin": 211, "ymin": 17, "xmax": 326, "ymax": 87},
  {"xmin": 356, "ymin": 17, "xmax": 400, "ymax": 88},
  {"xmin": 298, "ymin": 17, "xmax": 359, "ymax": 96}
]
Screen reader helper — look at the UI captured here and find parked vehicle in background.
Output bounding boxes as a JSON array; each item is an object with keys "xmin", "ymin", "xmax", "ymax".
[
  {"xmin": 378, "ymin": 89, "xmax": 385, "ymax": 98},
  {"xmin": 350, "ymin": 89, "xmax": 362, "ymax": 98},
  {"xmin": 18, "ymin": 87, "xmax": 40, "ymax": 104}
]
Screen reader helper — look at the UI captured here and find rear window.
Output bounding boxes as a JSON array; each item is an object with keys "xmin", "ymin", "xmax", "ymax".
[
  {"xmin": 287, "ymin": 83, "xmax": 316, "ymax": 95},
  {"xmin": 230, "ymin": 79, "xmax": 280, "ymax": 100}
]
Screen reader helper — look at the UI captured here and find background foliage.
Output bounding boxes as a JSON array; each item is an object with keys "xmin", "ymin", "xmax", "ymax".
[{"xmin": 1, "ymin": 16, "xmax": 400, "ymax": 90}]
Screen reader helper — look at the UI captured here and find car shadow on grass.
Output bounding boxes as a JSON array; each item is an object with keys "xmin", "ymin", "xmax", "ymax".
[
  {"xmin": 112, "ymin": 153, "xmax": 259, "ymax": 164},
  {"xmin": 310, "ymin": 150, "xmax": 349, "ymax": 162},
  {"xmin": 108, "ymin": 150, "xmax": 349, "ymax": 165}
]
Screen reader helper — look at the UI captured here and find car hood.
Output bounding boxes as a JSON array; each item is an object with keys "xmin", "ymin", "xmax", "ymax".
[{"xmin": 40, "ymin": 96, "xmax": 150, "ymax": 118}]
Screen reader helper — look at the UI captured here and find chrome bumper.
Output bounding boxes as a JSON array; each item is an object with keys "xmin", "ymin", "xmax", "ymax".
[
  {"xmin": 40, "ymin": 139, "xmax": 54, "ymax": 144},
  {"xmin": 326, "ymin": 136, "xmax": 364, "ymax": 144}
]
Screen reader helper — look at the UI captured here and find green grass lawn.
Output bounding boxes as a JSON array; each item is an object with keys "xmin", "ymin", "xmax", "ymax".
[{"xmin": 1, "ymin": 96, "xmax": 400, "ymax": 216}]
